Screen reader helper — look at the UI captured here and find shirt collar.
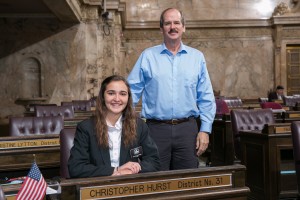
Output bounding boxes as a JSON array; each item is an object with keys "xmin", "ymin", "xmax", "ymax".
[
  {"xmin": 106, "ymin": 115, "xmax": 123, "ymax": 130},
  {"xmin": 160, "ymin": 42, "xmax": 187, "ymax": 55}
]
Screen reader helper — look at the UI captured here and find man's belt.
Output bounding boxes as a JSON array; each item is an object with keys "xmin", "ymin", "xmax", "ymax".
[{"xmin": 146, "ymin": 117, "xmax": 192, "ymax": 125}]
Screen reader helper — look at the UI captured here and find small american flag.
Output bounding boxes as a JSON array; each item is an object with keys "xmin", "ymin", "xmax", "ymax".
[{"xmin": 16, "ymin": 162, "xmax": 48, "ymax": 200}]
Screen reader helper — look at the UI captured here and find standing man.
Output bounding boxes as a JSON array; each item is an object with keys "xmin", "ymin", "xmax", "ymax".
[{"xmin": 127, "ymin": 8, "xmax": 216, "ymax": 170}]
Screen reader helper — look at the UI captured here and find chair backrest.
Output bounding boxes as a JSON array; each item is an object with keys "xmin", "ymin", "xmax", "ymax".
[
  {"xmin": 283, "ymin": 96, "xmax": 300, "ymax": 107},
  {"xmin": 72, "ymin": 100, "xmax": 92, "ymax": 111},
  {"xmin": 0, "ymin": 185, "xmax": 5, "ymax": 200},
  {"xmin": 90, "ymin": 97, "xmax": 97, "ymax": 107},
  {"xmin": 230, "ymin": 109, "xmax": 275, "ymax": 160},
  {"xmin": 258, "ymin": 97, "xmax": 268, "ymax": 103},
  {"xmin": 291, "ymin": 121, "xmax": 300, "ymax": 196},
  {"xmin": 260, "ymin": 102, "xmax": 283, "ymax": 109},
  {"xmin": 215, "ymin": 99, "xmax": 230, "ymax": 118},
  {"xmin": 35, "ymin": 105, "xmax": 74, "ymax": 119},
  {"xmin": 60, "ymin": 128, "xmax": 76, "ymax": 179},
  {"xmin": 28, "ymin": 103, "xmax": 57, "ymax": 112},
  {"xmin": 9, "ymin": 116, "xmax": 63, "ymax": 136},
  {"xmin": 61, "ymin": 101, "xmax": 73, "ymax": 106},
  {"xmin": 224, "ymin": 97, "xmax": 243, "ymax": 109}
]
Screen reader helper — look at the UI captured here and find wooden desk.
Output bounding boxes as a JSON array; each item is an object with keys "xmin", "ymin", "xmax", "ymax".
[
  {"xmin": 294, "ymin": 104, "xmax": 300, "ymax": 111},
  {"xmin": 211, "ymin": 116, "xmax": 235, "ymax": 166},
  {"xmin": 210, "ymin": 113, "xmax": 293, "ymax": 165},
  {"xmin": 59, "ymin": 165, "xmax": 249, "ymax": 200},
  {"xmin": 240, "ymin": 129, "xmax": 297, "ymax": 200},
  {"xmin": 282, "ymin": 111, "xmax": 300, "ymax": 121},
  {"xmin": 0, "ymin": 118, "xmax": 9, "ymax": 137},
  {"xmin": 241, "ymin": 98, "xmax": 261, "ymax": 110},
  {"xmin": 74, "ymin": 110, "xmax": 93, "ymax": 118},
  {"xmin": 2, "ymin": 165, "xmax": 249, "ymax": 200},
  {"xmin": 64, "ymin": 117, "xmax": 86, "ymax": 128},
  {"xmin": 0, "ymin": 135, "xmax": 60, "ymax": 179}
]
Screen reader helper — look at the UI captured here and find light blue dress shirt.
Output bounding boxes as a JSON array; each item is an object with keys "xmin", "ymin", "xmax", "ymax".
[{"xmin": 127, "ymin": 42, "xmax": 216, "ymax": 133}]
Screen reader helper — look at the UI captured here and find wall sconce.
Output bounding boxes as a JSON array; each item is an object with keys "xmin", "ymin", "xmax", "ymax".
[{"xmin": 100, "ymin": 0, "xmax": 112, "ymax": 36}]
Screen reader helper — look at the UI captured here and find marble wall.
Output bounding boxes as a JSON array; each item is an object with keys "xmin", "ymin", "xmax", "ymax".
[
  {"xmin": 123, "ymin": 0, "xmax": 291, "ymax": 22},
  {"xmin": 0, "ymin": 19, "xmax": 86, "ymax": 118},
  {"xmin": 0, "ymin": 17, "xmax": 123, "ymax": 119},
  {"xmin": 123, "ymin": 28, "xmax": 274, "ymax": 98},
  {"xmin": 0, "ymin": 0, "xmax": 299, "ymax": 120}
]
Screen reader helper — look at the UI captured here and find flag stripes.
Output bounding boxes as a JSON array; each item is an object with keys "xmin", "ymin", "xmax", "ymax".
[{"xmin": 16, "ymin": 162, "xmax": 47, "ymax": 200}]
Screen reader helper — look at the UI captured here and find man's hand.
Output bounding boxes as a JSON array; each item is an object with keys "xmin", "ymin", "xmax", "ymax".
[{"xmin": 196, "ymin": 131, "xmax": 209, "ymax": 156}]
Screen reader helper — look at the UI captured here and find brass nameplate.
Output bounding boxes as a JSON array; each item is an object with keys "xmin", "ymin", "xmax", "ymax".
[
  {"xmin": 288, "ymin": 113, "xmax": 300, "ymax": 118},
  {"xmin": 80, "ymin": 174, "xmax": 231, "ymax": 200},
  {"xmin": 6, "ymin": 195, "xmax": 15, "ymax": 200},
  {"xmin": 262, "ymin": 123, "xmax": 291, "ymax": 134},
  {"xmin": 275, "ymin": 126, "xmax": 291, "ymax": 133},
  {"xmin": 0, "ymin": 138, "xmax": 60, "ymax": 149},
  {"xmin": 274, "ymin": 100, "xmax": 283, "ymax": 104}
]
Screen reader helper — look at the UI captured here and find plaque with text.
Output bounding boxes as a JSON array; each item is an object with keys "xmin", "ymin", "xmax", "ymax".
[
  {"xmin": 0, "ymin": 138, "xmax": 60, "ymax": 149},
  {"xmin": 6, "ymin": 195, "xmax": 15, "ymax": 200},
  {"xmin": 80, "ymin": 174, "xmax": 232, "ymax": 200},
  {"xmin": 287, "ymin": 113, "xmax": 300, "ymax": 118},
  {"xmin": 262, "ymin": 123, "xmax": 291, "ymax": 134}
]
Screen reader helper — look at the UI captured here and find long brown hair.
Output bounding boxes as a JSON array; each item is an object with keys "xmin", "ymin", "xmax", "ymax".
[{"xmin": 95, "ymin": 75, "xmax": 137, "ymax": 148}]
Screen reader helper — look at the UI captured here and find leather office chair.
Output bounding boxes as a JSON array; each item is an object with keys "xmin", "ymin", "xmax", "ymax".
[
  {"xmin": 215, "ymin": 99, "xmax": 230, "ymax": 119},
  {"xmin": 90, "ymin": 97, "xmax": 97, "ymax": 107},
  {"xmin": 260, "ymin": 102, "xmax": 283, "ymax": 109},
  {"xmin": 27, "ymin": 103, "xmax": 57, "ymax": 112},
  {"xmin": 0, "ymin": 185, "xmax": 5, "ymax": 200},
  {"xmin": 9, "ymin": 116, "xmax": 63, "ymax": 136},
  {"xmin": 61, "ymin": 101, "xmax": 73, "ymax": 106},
  {"xmin": 291, "ymin": 121, "xmax": 300, "ymax": 198},
  {"xmin": 35, "ymin": 105, "xmax": 74, "ymax": 119},
  {"xmin": 260, "ymin": 102, "xmax": 285, "ymax": 115},
  {"xmin": 224, "ymin": 97, "xmax": 243, "ymax": 110},
  {"xmin": 258, "ymin": 97, "xmax": 268, "ymax": 103},
  {"xmin": 72, "ymin": 100, "xmax": 92, "ymax": 111},
  {"xmin": 283, "ymin": 96, "xmax": 300, "ymax": 107},
  {"xmin": 60, "ymin": 128, "xmax": 76, "ymax": 178},
  {"xmin": 230, "ymin": 109, "xmax": 275, "ymax": 161}
]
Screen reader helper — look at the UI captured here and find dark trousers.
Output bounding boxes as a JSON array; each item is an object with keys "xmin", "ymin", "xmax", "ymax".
[{"xmin": 146, "ymin": 118, "xmax": 199, "ymax": 171}]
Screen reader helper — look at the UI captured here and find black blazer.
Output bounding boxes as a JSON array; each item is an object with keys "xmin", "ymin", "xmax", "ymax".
[
  {"xmin": 68, "ymin": 117, "xmax": 160, "ymax": 178},
  {"xmin": 268, "ymin": 91, "xmax": 283, "ymax": 102}
]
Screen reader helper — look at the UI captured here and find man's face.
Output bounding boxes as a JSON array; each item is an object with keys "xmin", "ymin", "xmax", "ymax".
[
  {"xmin": 277, "ymin": 89, "xmax": 284, "ymax": 95},
  {"xmin": 160, "ymin": 9, "xmax": 185, "ymax": 42}
]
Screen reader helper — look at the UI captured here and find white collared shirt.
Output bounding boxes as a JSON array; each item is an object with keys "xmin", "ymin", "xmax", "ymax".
[{"xmin": 107, "ymin": 116, "xmax": 122, "ymax": 167}]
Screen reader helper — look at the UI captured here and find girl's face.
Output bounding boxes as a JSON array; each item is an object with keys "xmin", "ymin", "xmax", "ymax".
[{"xmin": 104, "ymin": 80, "xmax": 129, "ymax": 117}]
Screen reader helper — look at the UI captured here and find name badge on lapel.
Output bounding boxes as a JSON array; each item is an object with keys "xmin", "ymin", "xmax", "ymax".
[{"xmin": 130, "ymin": 146, "xmax": 143, "ymax": 158}]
